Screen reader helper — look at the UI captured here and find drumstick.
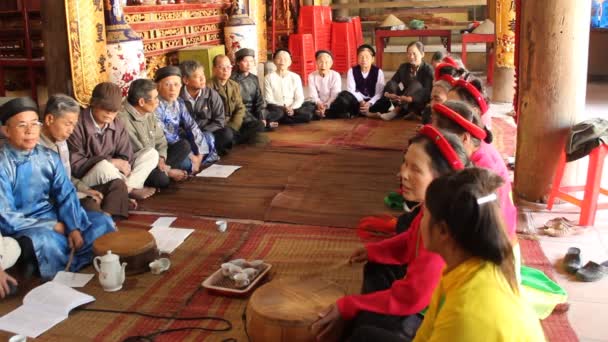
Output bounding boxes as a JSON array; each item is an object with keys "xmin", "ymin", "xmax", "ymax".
[
  {"xmin": 299, "ymin": 259, "xmax": 351, "ymax": 279},
  {"xmin": 65, "ymin": 247, "xmax": 75, "ymax": 272}
]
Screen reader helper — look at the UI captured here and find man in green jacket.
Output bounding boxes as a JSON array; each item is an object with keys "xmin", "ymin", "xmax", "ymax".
[
  {"xmin": 118, "ymin": 79, "xmax": 188, "ymax": 188},
  {"xmin": 210, "ymin": 55, "xmax": 264, "ymax": 150}
]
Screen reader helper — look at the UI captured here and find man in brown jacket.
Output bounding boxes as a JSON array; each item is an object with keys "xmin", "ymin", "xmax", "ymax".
[
  {"xmin": 67, "ymin": 82, "xmax": 158, "ymax": 200},
  {"xmin": 209, "ymin": 55, "xmax": 264, "ymax": 151}
]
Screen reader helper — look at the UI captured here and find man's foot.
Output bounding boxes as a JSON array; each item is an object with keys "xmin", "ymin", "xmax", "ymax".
[
  {"xmin": 168, "ymin": 169, "xmax": 188, "ymax": 182},
  {"xmin": 129, "ymin": 187, "xmax": 156, "ymax": 200}
]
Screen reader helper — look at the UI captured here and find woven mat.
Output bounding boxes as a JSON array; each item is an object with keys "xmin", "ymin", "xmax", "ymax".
[
  {"xmin": 492, "ymin": 116, "xmax": 517, "ymax": 158},
  {"xmin": 268, "ymin": 118, "xmax": 417, "ymax": 151},
  {"xmin": 519, "ymin": 239, "xmax": 578, "ymax": 341},
  {"xmin": 0, "ymin": 215, "xmax": 363, "ymax": 341},
  {"xmin": 265, "ymin": 147, "xmax": 403, "ymax": 228}
]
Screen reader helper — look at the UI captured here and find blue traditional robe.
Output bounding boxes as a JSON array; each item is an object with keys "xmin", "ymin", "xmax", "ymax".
[{"xmin": 0, "ymin": 143, "xmax": 115, "ymax": 279}]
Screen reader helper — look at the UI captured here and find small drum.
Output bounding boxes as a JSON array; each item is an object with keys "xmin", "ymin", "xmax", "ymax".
[
  {"xmin": 246, "ymin": 278, "xmax": 345, "ymax": 342},
  {"xmin": 93, "ymin": 227, "xmax": 157, "ymax": 275}
]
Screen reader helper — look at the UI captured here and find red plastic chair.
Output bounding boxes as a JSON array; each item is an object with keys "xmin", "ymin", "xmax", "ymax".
[
  {"xmin": 547, "ymin": 144, "xmax": 608, "ymax": 226},
  {"xmin": 288, "ymin": 33, "xmax": 316, "ymax": 85}
]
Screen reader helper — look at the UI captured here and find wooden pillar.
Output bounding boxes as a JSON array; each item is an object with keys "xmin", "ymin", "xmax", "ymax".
[
  {"xmin": 513, "ymin": 0, "xmax": 591, "ymax": 202},
  {"xmin": 492, "ymin": 0, "xmax": 515, "ymax": 103},
  {"xmin": 41, "ymin": 0, "xmax": 71, "ymax": 96},
  {"xmin": 335, "ymin": 0, "xmax": 348, "ymax": 18}
]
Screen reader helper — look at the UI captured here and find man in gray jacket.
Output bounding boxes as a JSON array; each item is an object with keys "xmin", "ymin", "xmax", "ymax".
[
  {"xmin": 119, "ymin": 79, "xmax": 189, "ymax": 188},
  {"xmin": 179, "ymin": 60, "xmax": 233, "ymax": 155}
]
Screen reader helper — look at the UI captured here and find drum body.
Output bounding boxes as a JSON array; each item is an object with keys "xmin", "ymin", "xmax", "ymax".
[
  {"xmin": 246, "ymin": 278, "xmax": 345, "ymax": 342},
  {"xmin": 93, "ymin": 228, "xmax": 157, "ymax": 275}
]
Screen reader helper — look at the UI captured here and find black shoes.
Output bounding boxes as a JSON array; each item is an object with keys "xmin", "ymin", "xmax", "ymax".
[{"xmin": 563, "ymin": 247, "xmax": 608, "ymax": 282}]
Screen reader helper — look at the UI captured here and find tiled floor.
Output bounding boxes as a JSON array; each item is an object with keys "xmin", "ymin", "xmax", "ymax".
[{"xmin": 524, "ymin": 81, "xmax": 608, "ymax": 342}]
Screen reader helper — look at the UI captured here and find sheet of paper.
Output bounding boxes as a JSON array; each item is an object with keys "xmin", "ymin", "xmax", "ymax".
[
  {"xmin": 0, "ymin": 282, "xmax": 95, "ymax": 338},
  {"xmin": 151, "ymin": 216, "xmax": 177, "ymax": 228},
  {"xmin": 149, "ymin": 226, "xmax": 194, "ymax": 254},
  {"xmin": 196, "ymin": 164, "xmax": 241, "ymax": 178},
  {"xmin": 52, "ymin": 271, "xmax": 94, "ymax": 288}
]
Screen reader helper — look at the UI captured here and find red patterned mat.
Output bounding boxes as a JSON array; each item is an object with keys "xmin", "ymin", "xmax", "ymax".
[
  {"xmin": 492, "ymin": 116, "xmax": 517, "ymax": 157},
  {"xmin": 520, "ymin": 238, "xmax": 579, "ymax": 341}
]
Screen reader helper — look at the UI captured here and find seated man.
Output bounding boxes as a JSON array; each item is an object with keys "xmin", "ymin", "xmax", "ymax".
[
  {"xmin": 68, "ymin": 82, "xmax": 158, "ymax": 201},
  {"xmin": 120, "ymin": 79, "xmax": 188, "ymax": 188},
  {"xmin": 179, "ymin": 60, "xmax": 232, "ymax": 156},
  {"xmin": 40, "ymin": 94, "xmax": 131, "ymax": 220},
  {"xmin": 154, "ymin": 66, "xmax": 219, "ymax": 174},
  {"xmin": 210, "ymin": 55, "xmax": 265, "ymax": 150},
  {"xmin": 0, "ymin": 97, "xmax": 115, "ymax": 279},
  {"xmin": 230, "ymin": 48, "xmax": 277, "ymax": 130}
]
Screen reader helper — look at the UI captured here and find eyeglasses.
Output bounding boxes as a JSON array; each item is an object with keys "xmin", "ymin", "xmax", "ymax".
[{"xmin": 13, "ymin": 121, "xmax": 43, "ymax": 131}]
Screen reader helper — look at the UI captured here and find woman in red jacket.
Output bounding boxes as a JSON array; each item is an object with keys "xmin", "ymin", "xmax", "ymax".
[{"xmin": 312, "ymin": 125, "xmax": 471, "ymax": 341}]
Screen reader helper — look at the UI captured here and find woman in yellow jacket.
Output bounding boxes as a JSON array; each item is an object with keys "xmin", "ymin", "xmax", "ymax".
[
  {"xmin": 350, "ymin": 167, "xmax": 545, "ymax": 341},
  {"xmin": 415, "ymin": 167, "xmax": 545, "ymax": 342}
]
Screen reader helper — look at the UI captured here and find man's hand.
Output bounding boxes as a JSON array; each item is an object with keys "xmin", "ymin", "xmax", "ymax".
[
  {"xmin": 0, "ymin": 269, "xmax": 17, "ymax": 299},
  {"xmin": 54, "ymin": 221, "xmax": 66, "ymax": 235},
  {"xmin": 400, "ymin": 96, "xmax": 413, "ymax": 103},
  {"xmin": 84, "ymin": 189, "xmax": 103, "ymax": 204},
  {"xmin": 158, "ymin": 158, "xmax": 170, "ymax": 173},
  {"xmin": 68, "ymin": 230, "xmax": 84, "ymax": 250},
  {"xmin": 190, "ymin": 154, "xmax": 203, "ymax": 174},
  {"xmin": 111, "ymin": 158, "xmax": 131, "ymax": 176},
  {"xmin": 359, "ymin": 101, "xmax": 370, "ymax": 115},
  {"xmin": 285, "ymin": 106, "xmax": 294, "ymax": 116}
]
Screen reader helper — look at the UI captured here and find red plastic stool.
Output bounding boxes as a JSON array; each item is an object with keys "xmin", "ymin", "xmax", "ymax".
[
  {"xmin": 351, "ymin": 16, "xmax": 364, "ymax": 48},
  {"xmin": 298, "ymin": 6, "xmax": 332, "ymax": 51},
  {"xmin": 288, "ymin": 33, "xmax": 316, "ymax": 85},
  {"xmin": 331, "ymin": 21, "xmax": 357, "ymax": 74},
  {"xmin": 547, "ymin": 144, "xmax": 608, "ymax": 226}
]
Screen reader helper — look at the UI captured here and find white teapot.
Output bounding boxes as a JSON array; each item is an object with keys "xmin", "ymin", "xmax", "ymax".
[{"xmin": 93, "ymin": 250, "xmax": 127, "ymax": 292}]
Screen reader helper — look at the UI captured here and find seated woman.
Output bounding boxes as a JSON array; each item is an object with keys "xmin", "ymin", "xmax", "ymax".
[
  {"xmin": 327, "ymin": 44, "xmax": 386, "ymax": 119},
  {"xmin": 264, "ymin": 49, "xmax": 315, "ymax": 124},
  {"xmin": 40, "ymin": 94, "xmax": 132, "ymax": 220},
  {"xmin": 447, "ymin": 76, "xmax": 493, "ymax": 129},
  {"xmin": 380, "ymin": 41, "xmax": 434, "ymax": 121},
  {"xmin": 312, "ymin": 125, "xmax": 470, "ymax": 341},
  {"xmin": 414, "ymin": 168, "xmax": 544, "ymax": 341},
  {"xmin": 307, "ymin": 50, "xmax": 341, "ymax": 119},
  {"xmin": 430, "ymin": 51, "xmax": 446, "ymax": 68},
  {"xmin": 432, "ymin": 101, "xmax": 518, "ymax": 266},
  {"xmin": 0, "ymin": 97, "xmax": 115, "ymax": 280}
]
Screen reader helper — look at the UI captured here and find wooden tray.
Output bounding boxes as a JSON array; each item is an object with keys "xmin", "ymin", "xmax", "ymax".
[{"xmin": 202, "ymin": 263, "xmax": 272, "ymax": 297}]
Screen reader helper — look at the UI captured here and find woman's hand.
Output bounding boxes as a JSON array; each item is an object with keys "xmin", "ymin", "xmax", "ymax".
[
  {"xmin": 310, "ymin": 304, "xmax": 344, "ymax": 342},
  {"xmin": 84, "ymin": 189, "xmax": 103, "ymax": 204},
  {"xmin": 349, "ymin": 247, "xmax": 368, "ymax": 264},
  {"xmin": 0, "ymin": 269, "xmax": 17, "ymax": 299}
]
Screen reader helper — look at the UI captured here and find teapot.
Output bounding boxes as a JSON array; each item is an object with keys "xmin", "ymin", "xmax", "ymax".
[{"xmin": 93, "ymin": 250, "xmax": 127, "ymax": 292}]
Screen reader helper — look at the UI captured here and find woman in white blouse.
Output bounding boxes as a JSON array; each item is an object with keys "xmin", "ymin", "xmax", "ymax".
[
  {"xmin": 307, "ymin": 50, "xmax": 341, "ymax": 119},
  {"xmin": 264, "ymin": 49, "xmax": 315, "ymax": 124},
  {"xmin": 326, "ymin": 44, "xmax": 388, "ymax": 119}
]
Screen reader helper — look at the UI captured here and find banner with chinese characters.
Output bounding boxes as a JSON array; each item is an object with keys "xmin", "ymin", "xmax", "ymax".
[
  {"xmin": 496, "ymin": 0, "xmax": 516, "ymax": 68},
  {"xmin": 65, "ymin": 0, "xmax": 109, "ymax": 105}
]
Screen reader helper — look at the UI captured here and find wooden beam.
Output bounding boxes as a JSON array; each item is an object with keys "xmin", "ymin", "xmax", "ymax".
[
  {"xmin": 514, "ymin": 0, "xmax": 592, "ymax": 202},
  {"xmin": 331, "ymin": 0, "xmax": 485, "ymax": 10},
  {"xmin": 41, "ymin": 0, "xmax": 71, "ymax": 96}
]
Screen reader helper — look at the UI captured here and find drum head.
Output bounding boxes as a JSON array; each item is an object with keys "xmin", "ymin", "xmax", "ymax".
[{"xmin": 93, "ymin": 227, "xmax": 156, "ymax": 257}]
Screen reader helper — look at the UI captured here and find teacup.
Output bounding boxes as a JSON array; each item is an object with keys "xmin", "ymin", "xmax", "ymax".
[
  {"xmin": 242, "ymin": 268, "xmax": 259, "ymax": 279},
  {"xmin": 9, "ymin": 335, "xmax": 26, "ymax": 342},
  {"xmin": 229, "ymin": 259, "xmax": 247, "ymax": 267},
  {"xmin": 247, "ymin": 260, "xmax": 264, "ymax": 268},
  {"xmin": 149, "ymin": 258, "xmax": 171, "ymax": 275},
  {"xmin": 233, "ymin": 272, "xmax": 250, "ymax": 288},
  {"xmin": 221, "ymin": 263, "xmax": 242, "ymax": 277}
]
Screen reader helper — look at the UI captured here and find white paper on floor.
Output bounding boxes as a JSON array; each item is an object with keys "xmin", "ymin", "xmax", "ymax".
[{"xmin": 196, "ymin": 164, "xmax": 242, "ymax": 178}]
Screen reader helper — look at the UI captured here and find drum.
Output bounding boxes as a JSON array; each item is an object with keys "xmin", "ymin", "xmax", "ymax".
[
  {"xmin": 93, "ymin": 227, "xmax": 157, "ymax": 275},
  {"xmin": 246, "ymin": 278, "xmax": 345, "ymax": 342}
]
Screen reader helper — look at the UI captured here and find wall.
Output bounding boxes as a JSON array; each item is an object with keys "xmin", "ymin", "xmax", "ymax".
[{"xmin": 588, "ymin": 30, "xmax": 608, "ymax": 78}]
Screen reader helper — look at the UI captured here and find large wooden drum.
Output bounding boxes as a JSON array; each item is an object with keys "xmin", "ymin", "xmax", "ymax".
[
  {"xmin": 93, "ymin": 227, "xmax": 157, "ymax": 275},
  {"xmin": 246, "ymin": 278, "xmax": 345, "ymax": 342}
]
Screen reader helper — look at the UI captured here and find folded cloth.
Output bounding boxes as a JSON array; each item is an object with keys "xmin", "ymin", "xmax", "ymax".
[
  {"xmin": 565, "ymin": 118, "xmax": 608, "ymax": 162},
  {"xmin": 520, "ymin": 266, "xmax": 568, "ymax": 319}
]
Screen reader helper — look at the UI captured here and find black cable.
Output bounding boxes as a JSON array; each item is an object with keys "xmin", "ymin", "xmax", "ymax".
[{"xmin": 77, "ymin": 307, "xmax": 232, "ymax": 341}]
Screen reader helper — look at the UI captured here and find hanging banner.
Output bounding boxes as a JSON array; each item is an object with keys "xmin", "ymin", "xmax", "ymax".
[
  {"xmin": 65, "ymin": 0, "xmax": 109, "ymax": 105},
  {"xmin": 496, "ymin": 0, "xmax": 516, "ymax": 68}
]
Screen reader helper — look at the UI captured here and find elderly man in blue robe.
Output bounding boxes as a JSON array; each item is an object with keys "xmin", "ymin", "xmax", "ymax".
[{"xmin": 0, "ymin": 97, "xmax": 115, "ymax": 279}]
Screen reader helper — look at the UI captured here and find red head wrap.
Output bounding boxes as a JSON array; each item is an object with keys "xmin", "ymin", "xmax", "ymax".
[
  {"xmin": 432, "ymin": 103, "xmax": 487, "ymax": 140},
  {"xmin": 418, "ymin": 125, "xmax": 464, "ymax": 171},
  {"xmin": 453, "ymin": 79, "xmax": 489, "ymax": 115}
]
